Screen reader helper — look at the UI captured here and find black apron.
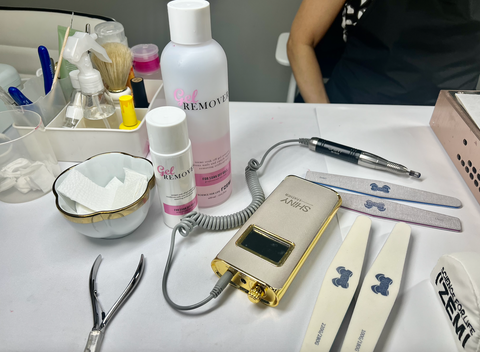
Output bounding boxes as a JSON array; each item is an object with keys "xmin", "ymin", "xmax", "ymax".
[{"xmin": 325, "ymin": 0, "xmax": 480, "ymax": 105}]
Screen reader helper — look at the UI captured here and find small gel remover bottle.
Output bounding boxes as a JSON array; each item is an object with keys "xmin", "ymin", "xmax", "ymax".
[{"xmin": 146, "ymin": 106, "xmax": 198, "ymax": 228}]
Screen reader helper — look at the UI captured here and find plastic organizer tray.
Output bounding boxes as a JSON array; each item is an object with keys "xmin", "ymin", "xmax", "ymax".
[{"xmin": 45, "ymin": 79, "xmax": 164, "ymax": 162}]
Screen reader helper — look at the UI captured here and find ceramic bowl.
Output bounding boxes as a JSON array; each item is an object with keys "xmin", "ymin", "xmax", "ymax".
[{"xmin": 53, "ymin": 152, "xmax": 155, "ymax": 239}]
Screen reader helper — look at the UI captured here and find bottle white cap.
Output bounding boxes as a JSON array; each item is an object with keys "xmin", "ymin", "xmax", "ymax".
[
  {"xmin": 79, "ymin": 69, "xmax": 105, "ymax": 94},
  {"xmin": 69, "ymin": 70, "xmax": 80, "ymax": 89},
  {"xmin": 145, "ymin": 106, "xmax": 190, "ymax": 155},
  {"xmin": 167, "ymin": 0, "xmax": 212, "ymax": 45}
]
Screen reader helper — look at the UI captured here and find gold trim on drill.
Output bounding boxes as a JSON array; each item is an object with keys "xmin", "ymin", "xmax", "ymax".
[{"xmin": 211, "ymin": 193, "xmax": 341, "ymax": 307}]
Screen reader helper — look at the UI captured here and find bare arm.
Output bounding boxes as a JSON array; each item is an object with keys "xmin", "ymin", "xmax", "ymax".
[{"xmin": 287, "ymin": 0, "xmax": 346, "ymax": 103}]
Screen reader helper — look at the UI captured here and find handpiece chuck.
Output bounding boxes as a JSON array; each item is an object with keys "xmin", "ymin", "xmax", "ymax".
[{"xmin": 358, "ymin": 152, "xmax": 421, "ymax": 178}]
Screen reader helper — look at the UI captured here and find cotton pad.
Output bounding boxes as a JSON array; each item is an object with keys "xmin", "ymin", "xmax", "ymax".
[
  {"xmin": 57, "ymin": 168, "xmax": 117, "ymax": 211},
  {"xmin": 27, "ymin": 164, "xmax": 56, "ymax": 193},
  {"xmin": 58, "ymin": 168, "xmax": 149, "ymax": 213},
  {"xmin": 111, "ymin": 168, "xmax": 148, "ymax": 209},
  {"xmin": 430, "ymin": 252, "xmax": 480, "ymax": 352},
  {"xmin": 0, "ymin": 158, "xmax": 56, "ymax": 194},
  {"xmin": 75, "ymin": 177, "xmax": 123, "ymax": 215}
]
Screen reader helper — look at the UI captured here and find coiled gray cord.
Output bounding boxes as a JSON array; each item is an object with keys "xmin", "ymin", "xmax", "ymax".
[{"xmin": 162, "ymin": 138, "xmax": 309, "ymax": 310}]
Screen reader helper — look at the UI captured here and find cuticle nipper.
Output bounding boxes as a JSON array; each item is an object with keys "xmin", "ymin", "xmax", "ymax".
[{"xmin": 84, "ymin": 254, "xmax": 145, "ymax": 352}]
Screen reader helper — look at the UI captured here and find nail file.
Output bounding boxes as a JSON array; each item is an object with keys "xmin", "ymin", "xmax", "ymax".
[
  {"xmin": 339, "ymin": 222, "xmax": 411, "ymax": 352},
  {"xmin": 300, "ymin": 216, "xmax": 371, "ymax": 352},
  {"xmin": 337, "ymin": 191, "xmax": 462, "ymax": 232},
  {"xmin": 305, "ymin": 171, "xmax": 462, "ymax": 208}
]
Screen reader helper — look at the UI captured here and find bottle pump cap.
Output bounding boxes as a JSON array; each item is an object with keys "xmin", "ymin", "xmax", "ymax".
[
  {"xmin": 145, "ymin": 106, "xmax": 189, "ymax": 155},
  {"xmin": 167, "ymin": 1, "xmax": 212, "ymax": 45},
  {"xmin": 63, "ymin": 32, "xmax": 112, "ymax": 94}
]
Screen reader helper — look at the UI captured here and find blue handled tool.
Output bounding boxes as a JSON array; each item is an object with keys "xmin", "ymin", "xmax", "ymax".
[
  {"xmin": 0, "ymin": 86, "xmax": 17, "ymax": 106},
  {"xmin": 8, "ymin": 87, "xmax": 33, "ymax": 105},
  {"xmin": 38, "ymin": 45, "xmax": 54, "ymax": 94}
]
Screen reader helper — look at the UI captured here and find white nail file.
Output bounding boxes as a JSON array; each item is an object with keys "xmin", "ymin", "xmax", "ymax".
[
  {"xmin": 305, "ymin": 171, "xmax": 462, "ymax": 208},
  {"xmin": 300, "ymin": 216, "xmax": 372, "ymax": 352},
  {"xmin": 338, "ymin": 191, "xmax": 462, "ymax": 232},
  {"xmin": 339, "ymin": 222, "xmax": 411, "ymax": 352}
]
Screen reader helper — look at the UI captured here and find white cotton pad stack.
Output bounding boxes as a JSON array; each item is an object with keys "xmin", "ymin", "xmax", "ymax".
[
  {"xmin": 57, "ymin": 167, "xmax": 149, "ymax": 214},
  {"xmin": 0, "ymin": 158, "xmax": 56, "ymax": 194},
  {"xmin": 75, "ymin": 177, "xmax": 123, "ymax": 215},
  {"xmin": 111, "ymin": 168, "xmax": 149, "ymax": 209}
]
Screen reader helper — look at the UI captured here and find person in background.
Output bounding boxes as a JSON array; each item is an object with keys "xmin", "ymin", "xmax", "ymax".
[{"xmin": 287, "ymin": 0, "xmax": 480, "ymax": 105}]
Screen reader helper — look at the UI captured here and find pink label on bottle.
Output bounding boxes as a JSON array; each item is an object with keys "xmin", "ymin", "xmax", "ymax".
[
  {"xmin": 195, "ymin": 162, "xmax": 231, "ymax": 187},
  {"xmin": 163, "ymin": 196, "xmax": 198, "ymax": 216}
]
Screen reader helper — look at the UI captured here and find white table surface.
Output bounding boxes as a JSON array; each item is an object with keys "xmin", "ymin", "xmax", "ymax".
[{"xmin": 1, "ymin": 102, "xmax": 479, "ymax": 352}]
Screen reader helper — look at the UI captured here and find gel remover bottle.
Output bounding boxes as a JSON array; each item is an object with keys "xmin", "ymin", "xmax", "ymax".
[
  {"xmin": 161, "ymin": 0, "xmax": 232, "ymax": 207},
  {"xmin": 146, "ymin": 106, "xmax": 198, "ymax": 228}
]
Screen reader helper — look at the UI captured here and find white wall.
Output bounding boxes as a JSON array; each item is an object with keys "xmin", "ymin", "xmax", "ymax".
[{"xmin": 0, "ymin": 0, "xmax": 302, "ymax": 102}]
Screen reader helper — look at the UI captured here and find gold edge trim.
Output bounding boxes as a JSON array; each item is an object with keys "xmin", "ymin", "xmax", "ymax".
[
  {"xmin": 53, "ymin": 152, "xmax": 155, "ymax": 224},
  {"xmin": 212, "ymin": 259, "xmax": 269, "ymax": 284},
  {"xmin": 211, "ymin": 258, "xmax": 281, "ymax": 306},
  {"xmin": 108, "ymin": 88, "xmax": 128, "ymax": 93}
]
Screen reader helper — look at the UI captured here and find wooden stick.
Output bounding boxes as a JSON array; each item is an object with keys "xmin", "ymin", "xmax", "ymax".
[{"xmin": 52, "ymin": 12, "xmax": 74, "ymax": 88}]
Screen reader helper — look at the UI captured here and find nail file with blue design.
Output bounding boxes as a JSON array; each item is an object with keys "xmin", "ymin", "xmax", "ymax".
[
  {"xmin": 305, "ymin": 171, "xmax": 462, "ymax": 208},
  {"xmin": 339, "ymin": 222, "xmax": 411, "ymax": 352},
  {"xmin": 300, "ymin": 216, "xmax": 371, "ymax": 352},
  {"xmin": 338, "ymin": 191, "xmax": 462, "ymax": 232}
]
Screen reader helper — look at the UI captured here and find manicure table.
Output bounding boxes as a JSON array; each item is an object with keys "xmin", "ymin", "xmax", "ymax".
[{"xmin": 1, "ymin": 102, "xmax": 478, "ymax": 352}]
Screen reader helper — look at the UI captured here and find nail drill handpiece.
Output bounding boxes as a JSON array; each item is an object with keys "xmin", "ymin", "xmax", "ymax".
[{"xmin": 307, "ymin": 137, "xmax": 421, "ymax": 178}]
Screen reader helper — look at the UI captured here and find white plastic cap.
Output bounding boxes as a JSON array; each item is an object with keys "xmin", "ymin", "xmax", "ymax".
[
  {"xmin": 69, "ymin": 70, "xmax": 80, "ymax": 89},
  {"xmin": 0, "ymin": 64, "xmax": 22, "ymax": 90},
  {"xmin": 94, "ymin": 21, "xmax": 129, "ymax": 47},
  {"xmin": 79, "ymin": 69, "xmax": 104, "ymax": 94},
  {"xmin": 167, "ymin": 0, "xmax": 212, "ymax": 45},
  {"xmin": 146, "ymin": 106, "xmax": 190, "ymax": 155}
]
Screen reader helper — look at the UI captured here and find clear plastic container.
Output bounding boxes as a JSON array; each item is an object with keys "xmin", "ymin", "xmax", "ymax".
[
  {"xmin": 0, "ymin": 110, "xmax": 60, "ymax": 203},
  {"xmin": 20, "ymin": 75, "xmax": 70, "ymax": 126},
  {"xmin": 94, "ymin": 21, "xmax": 128, "ymax": 47}
]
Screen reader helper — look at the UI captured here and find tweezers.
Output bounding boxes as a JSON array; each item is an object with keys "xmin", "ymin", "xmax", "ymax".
[{"xmin": 84, "ymin": 254, "xmax": 145, "ymax": 352}]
